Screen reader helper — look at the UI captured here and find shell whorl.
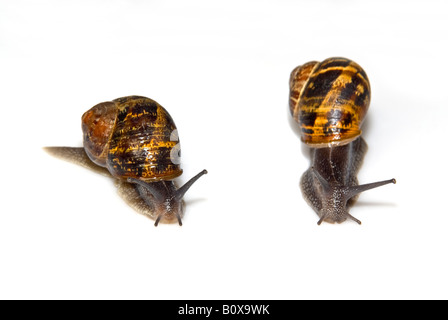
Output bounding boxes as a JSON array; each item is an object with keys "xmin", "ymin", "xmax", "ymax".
[{"xmin": 289, "ymin": 57, "xmax": 371, "ymax": 147}]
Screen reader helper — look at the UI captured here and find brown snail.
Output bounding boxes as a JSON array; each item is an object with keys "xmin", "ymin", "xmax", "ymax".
[
  {"xmin": 45, "ymin": 96, "xmax": 207, "ymax": 226},
  {"xmin": 289, "ymin": 57, "xmax": 395, "ymax": 225}
]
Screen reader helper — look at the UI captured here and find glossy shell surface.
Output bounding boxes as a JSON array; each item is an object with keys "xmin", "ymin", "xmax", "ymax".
[
  {"xmin": 289, "ymin": 57, "xmax": 371, "ymax": 147},
  {"xmin": 82, "ymin": 96, "xmax": 182, "ymax": 181}
]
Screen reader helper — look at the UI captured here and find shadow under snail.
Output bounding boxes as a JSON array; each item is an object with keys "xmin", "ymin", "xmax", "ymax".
[
  {"xmin": 289, "ymin": 57, "xmax": 396, "ymax": 225},
  {"xmin": 45, "ymin": 95, "xmax": 207, "ymax": 226}
]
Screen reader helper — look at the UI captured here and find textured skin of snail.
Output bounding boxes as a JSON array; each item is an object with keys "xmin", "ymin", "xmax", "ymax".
[
  {"xmin": 289, "ymin": 58, "xmax": 395, "ymax": 225},
  {"xmin": 45, "ymin": 96, "xmax": 207, "ymax": 226}
]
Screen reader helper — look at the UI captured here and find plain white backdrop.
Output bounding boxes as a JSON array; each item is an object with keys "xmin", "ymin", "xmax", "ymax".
[{"xmin": 1, "ymin": 0, "xmax": 447, "ymax": 299}]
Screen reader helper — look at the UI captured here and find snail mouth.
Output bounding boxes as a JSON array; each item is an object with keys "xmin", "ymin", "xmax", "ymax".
[
  {"xmin": 154, "ymin": 202, "xmax": 183, "ymax": 227},
  {"xmin": 154, "ymin": 213, "xmax": 182, "ymax": 227},
  {"xmin": 317, "ymin": 211, "xmax": 360, "ymax": 225}
]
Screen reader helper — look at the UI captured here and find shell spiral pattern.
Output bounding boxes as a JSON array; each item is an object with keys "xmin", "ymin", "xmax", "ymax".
[
  {"xmin": 289, "ymin": 57, "xmax": 371, "ymax": 147},
  {"xmin": 82, "ymin": 96, "xmax": 182, "ymax": 181}
]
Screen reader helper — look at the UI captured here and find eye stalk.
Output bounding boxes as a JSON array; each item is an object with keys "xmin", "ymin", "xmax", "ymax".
[
  {"xmin": 127, "ymin": 169, "xmax": 207, "ymax": 226},
  {"xmin": 311, "ymin": 167, "xmax": 396, "ymax": 225}
]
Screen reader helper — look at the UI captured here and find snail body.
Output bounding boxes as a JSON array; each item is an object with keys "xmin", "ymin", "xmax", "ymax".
[
  {"xmin": 289, "ymin": 57, "xmax": 395, "ymax": 224},
  {"xmin": 46, "ymin": 96, "xmax": 207, "ymax": 226}
]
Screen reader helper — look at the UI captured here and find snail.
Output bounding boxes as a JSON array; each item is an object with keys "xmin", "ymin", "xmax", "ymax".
[
  {"xmin": 45, "ymin": 96, "xmax": 207, "ymax": 226},
  {"xmin": 289, "ymin": 57, "xmax": 395, "ymax": 225}
]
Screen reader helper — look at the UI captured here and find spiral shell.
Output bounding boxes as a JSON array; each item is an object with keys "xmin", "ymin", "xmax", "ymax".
[
  {"xmin": 82, "ymin": 96, "xmax": 182, "ymax": 181},
  {"xmin": 289, "ymin": 57, "xmax": 371, "ymax": 147}
]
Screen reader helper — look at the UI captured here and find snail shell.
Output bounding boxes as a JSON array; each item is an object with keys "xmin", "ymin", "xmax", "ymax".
[
  {"xmin": 82, "ymin": 95, "xmax": 182, "ymax": 181},
  {"xmin": 289, "ymin": 57, "xmax": 371, "ymax": 147}
]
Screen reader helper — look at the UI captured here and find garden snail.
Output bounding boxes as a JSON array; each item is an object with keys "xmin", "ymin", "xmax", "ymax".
[
  {"xmin": 289, "ymin": 57, "xmax": 395, "ymax": 225},
  {"xmin": 45, "ymin": 96, "xmax": 207, "ymax": 226}
]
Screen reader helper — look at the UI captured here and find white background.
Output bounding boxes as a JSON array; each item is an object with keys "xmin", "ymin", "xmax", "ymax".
[{"xmin": 1, "ymin": 0, "xmax": 447, "ymax": 300}]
